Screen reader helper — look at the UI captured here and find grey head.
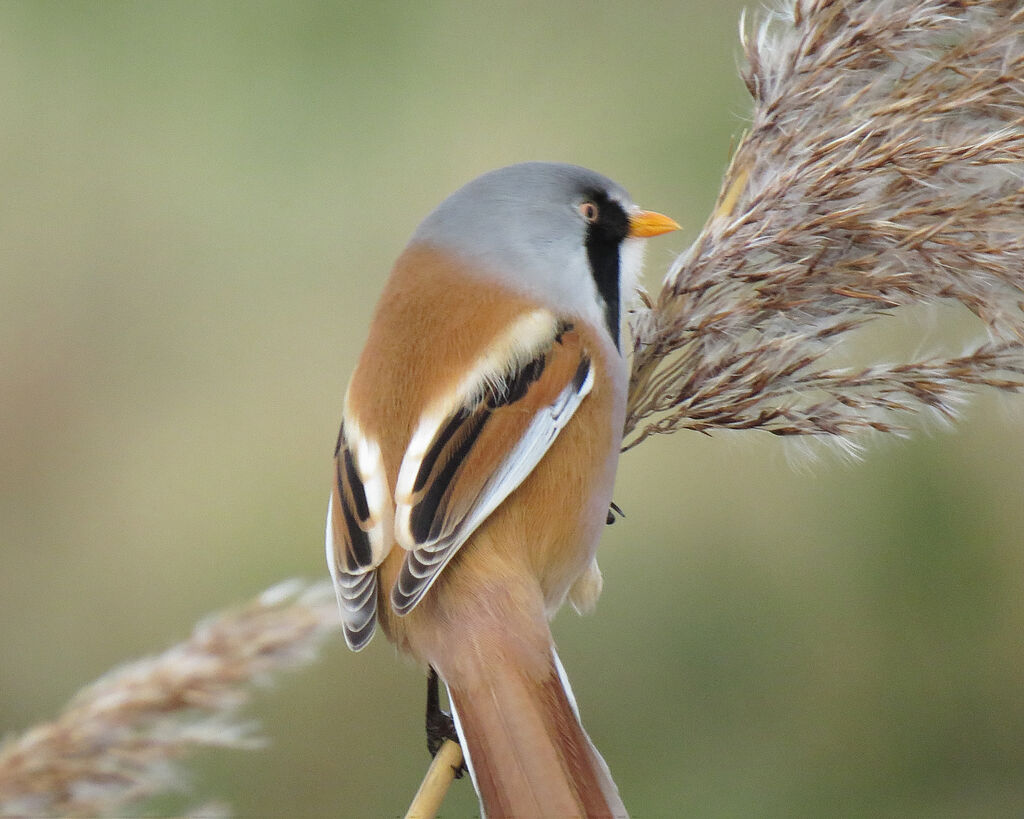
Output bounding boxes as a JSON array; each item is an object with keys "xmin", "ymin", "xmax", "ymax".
[{"xmin": 411, "ymin": 162, "xmax": 647, "ymax": 349}]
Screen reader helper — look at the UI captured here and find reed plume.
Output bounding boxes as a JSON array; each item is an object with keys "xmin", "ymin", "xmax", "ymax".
[
  {"xmin": 0, "ymin": 581, "xmax": 340, "ymax": 817},
  {"xmin": 4, "ymin": 1, "xmax": 1024, "ymax": 816},
  {"xmin": 626, "ymin": 0, "xmax": 1024, "ymax": 450}
]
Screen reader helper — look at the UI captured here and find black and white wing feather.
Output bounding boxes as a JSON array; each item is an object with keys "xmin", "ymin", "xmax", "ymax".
[
  {"xmin": 391, "ymin": 313, "xmax": 594, "ymax": 614},
  {"xmin": 327, "ymin": 418, "xmax": 391, "ymax": 650}
]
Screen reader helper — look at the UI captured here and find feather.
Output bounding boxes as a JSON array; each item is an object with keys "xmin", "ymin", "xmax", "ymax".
[
  {"xmin": 327, "ymin": 419, "xmax": 391, "ymax": 650},
  {"xmin": 391, "ymin": 321, "xmax": 594, "ymax": 615}
]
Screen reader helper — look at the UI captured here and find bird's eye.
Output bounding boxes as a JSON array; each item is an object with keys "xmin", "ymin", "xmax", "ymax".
[{"xmin": 578, "ymin": 201, "xmax": 599, "ymax": 223}]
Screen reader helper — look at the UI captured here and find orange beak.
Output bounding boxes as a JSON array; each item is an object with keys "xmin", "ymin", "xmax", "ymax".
[{"xmin": 628, "ymin": 209, "xmax": 681, "ymax": 238}]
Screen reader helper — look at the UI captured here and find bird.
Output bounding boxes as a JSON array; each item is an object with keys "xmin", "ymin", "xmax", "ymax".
[{"xmin": 326, "ymin": 161, "xmax": 678, "ymax": 817}]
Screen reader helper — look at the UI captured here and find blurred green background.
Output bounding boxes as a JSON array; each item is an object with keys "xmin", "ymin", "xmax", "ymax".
[{"xmin": 2, "ymin": 1, "xmax": 1023, "ymax": 816}]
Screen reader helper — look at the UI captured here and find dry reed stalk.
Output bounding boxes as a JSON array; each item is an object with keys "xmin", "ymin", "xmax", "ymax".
[
  {"xmin": 5, "ymin": 1, "xmax": 1024, "ymax": 817},
  {"xmin": 0, "ymin": 581, "xmax": 340, "ymax": 817},
  {"xmin": 627, "ymin": 0, "xmax": 1024, "ymax": 450},
  {"xmin": 403, "ymin": 739, "xmax": 464, "ymax": 819}
]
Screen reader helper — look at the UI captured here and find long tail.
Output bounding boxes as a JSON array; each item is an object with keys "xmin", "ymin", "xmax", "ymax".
[{"xmin": 436, "ymin": 626, "xmax": 626, "ymax": 817}]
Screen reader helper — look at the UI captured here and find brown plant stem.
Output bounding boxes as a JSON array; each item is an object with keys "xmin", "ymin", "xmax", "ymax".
[{"xmin": 403, "ymin": 740, "xmax": 465, "ymax": 819}]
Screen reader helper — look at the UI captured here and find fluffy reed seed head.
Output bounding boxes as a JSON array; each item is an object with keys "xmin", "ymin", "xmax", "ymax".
[
  {"xmin": 0, "ymin": 581, "xmax": 340, "ymax": 818},
  {"xmin": 626, "ymin": 0, "xmax": 1024, "ymax": 450}
]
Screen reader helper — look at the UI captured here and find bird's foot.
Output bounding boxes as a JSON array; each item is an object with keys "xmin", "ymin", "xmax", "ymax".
[{"xmin": 426, "ymin": 667, "xmax": 466, "ymax": 779}]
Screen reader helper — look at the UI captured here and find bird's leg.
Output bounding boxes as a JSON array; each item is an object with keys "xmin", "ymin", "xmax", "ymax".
[{"xmin": 426, "ymin": 666, "xmax": 466, "ymax": 778}]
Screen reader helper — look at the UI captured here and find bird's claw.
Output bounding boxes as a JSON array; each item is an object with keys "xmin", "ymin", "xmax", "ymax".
[{"xmin": 426, "ymin": 667, "xmax": 467, "ymax": 778}]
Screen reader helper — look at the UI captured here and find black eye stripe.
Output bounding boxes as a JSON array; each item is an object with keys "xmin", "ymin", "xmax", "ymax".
[{"xmin": 581, "ymin": 189, "xmax": 628, "ymax": 348}]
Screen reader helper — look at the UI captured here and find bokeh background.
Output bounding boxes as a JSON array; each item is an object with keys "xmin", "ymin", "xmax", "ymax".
[{"xmin": 3, "ymin": 1, "xmax": 1024, "ymax": 816}]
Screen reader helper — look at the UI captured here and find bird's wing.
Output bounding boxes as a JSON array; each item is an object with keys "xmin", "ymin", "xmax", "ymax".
[
  {"xmin": 391, "ymin": 313, "xmax": 594, "ymax": 615},
  {"xmin": 327, "ymin": 417, "xmax": 392, "ymax": 650}
]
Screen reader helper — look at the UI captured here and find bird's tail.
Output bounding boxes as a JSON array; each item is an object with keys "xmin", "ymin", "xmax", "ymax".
[{"xmin": 436, "ymin": 614, "xmax": 626, "ymax": 817}]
